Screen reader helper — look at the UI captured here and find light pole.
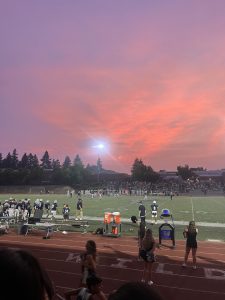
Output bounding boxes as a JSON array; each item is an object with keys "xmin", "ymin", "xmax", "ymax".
[{"xmin": 93, "ymin": 143, "xmax": 105, "ymax": 184}]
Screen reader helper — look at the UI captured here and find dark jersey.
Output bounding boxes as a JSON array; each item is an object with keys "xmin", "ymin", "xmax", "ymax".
[
  {"xmin": 63, "ymin": 207, "xmax": 70, "ymax": 215},
  {"xmin": 139, "ymin": 204, "xmax": 146, "ymax": 217},
  {"xmin": 45, "ymin": 203, "xmax": 50, "ymax": 210},
  {"xmin": 77, "ymin": 200, "xmax": 83, "ymax": 210},
  {"xmin": 151, "ymin": 204, "xmax": 158, "ymax": 212},
  {"xmin": 51, "ymin": 203, "xmax": 57, "ymax": 211}
]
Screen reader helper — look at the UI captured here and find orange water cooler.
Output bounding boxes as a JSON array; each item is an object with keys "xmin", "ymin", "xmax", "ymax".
[
  {"xmin": 104, "ymin": 212, "xmax": 112, "ymax": 224},
  {"xmin": 103, "ymin": 211, "xmax": 121, "ymax": 237}
]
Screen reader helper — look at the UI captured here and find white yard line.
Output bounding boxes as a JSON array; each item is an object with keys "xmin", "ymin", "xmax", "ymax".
[{"xmin": 190, "ymin": 197, "xmax": 195, "ymax": 221}]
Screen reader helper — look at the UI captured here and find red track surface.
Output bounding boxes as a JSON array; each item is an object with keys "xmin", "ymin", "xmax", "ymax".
[{"xmin": 0, "ymin": 230, "xmax": 225, "ymax": 300}]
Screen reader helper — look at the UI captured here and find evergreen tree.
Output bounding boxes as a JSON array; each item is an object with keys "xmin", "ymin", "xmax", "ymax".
[
  {"xmin": 27, "ymin": 153, "xmax": 39, "ymax": 169},
  {"xmin": 3, "ymin": 152, "xmax": 13, "ymax": 168},
  {"xmin": 52, "ymin": 159, "xmax": 61, "ymax": 169},
  {"xmin": 11, "ymin": 149, "xmax": 19, "ymax": 169},
  {"xmin": 20, "ymin": 153, "xmax": 28, "ymax": 168},
  {"xmin": 40, "ymin": 151, "xmax": 52, "ymax": 169},
  {"xmin": 73, "ymin": 154, "xmax": 84, "ymax": 167},
  {"xmin": 32, "ymin": 154, "xmax": 39, "ymax": 168},
  {"xmin": 62, "ymin": 156, "xmax": 71, "ymax": 168},
  {"xmin": 70, "ymin": 155, "xmax": 85, "ymax": 184}
]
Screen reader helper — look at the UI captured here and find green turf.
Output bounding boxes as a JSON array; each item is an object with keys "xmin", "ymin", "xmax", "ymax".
[{"xmin": 1, "ymin": 194, "xmax": 225, "ymax": 241}]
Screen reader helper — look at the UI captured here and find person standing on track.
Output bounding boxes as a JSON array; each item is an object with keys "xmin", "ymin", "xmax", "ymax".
[
  {"xmin": 138, "ymin": 222, "xmax": 146, "ymax": 260},
  {"xmin": 140, "ymin": 228, "xmax": 156, "ymax": 285},
  {"xmin": 80, "ymin": 240, "xmax": 97, "ymax": 287},
  {"xmin": 182, "ymin": 220, "xmax": 198, "ymax": 269}
]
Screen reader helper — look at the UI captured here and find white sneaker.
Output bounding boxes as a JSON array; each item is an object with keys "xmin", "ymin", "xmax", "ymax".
[
  {"xmin": 148, "ymin": 281, "xmax": 153, "ymax": 285},
  {"xmin": 193, "ymin": 265, "xmax": 197, "ymax": 270},
  {"xmin": 141, "ymin": 279, "xmax": 145, "ymax": 283},
  {"xmin": 182, "ymin": 263, "xmax": 187, "ymax": 267}
]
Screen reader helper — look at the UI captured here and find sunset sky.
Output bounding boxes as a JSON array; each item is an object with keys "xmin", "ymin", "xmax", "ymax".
[{"xmin": 1, "ymin": 1, "xmax": 225, "ymax": 174}]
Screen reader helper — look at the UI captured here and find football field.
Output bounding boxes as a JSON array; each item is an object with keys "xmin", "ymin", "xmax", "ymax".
[{"xmin": 1, "ymin": 193, "xmax": 225, "ymax": 241}]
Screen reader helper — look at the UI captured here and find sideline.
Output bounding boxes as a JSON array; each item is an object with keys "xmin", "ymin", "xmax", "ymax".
[{"xmin": 50, "ymin": 214, "xmax": 225, "ymax": 228}]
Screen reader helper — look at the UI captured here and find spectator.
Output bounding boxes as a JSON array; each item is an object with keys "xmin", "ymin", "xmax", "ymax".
[
  {"xmin": 0, "ymin": 247, "xmax": 54, "ymax": 300},
  {"xmin": 140, "ymin": 228, "xmax": 156, "ymax": 285},
  {"xmin": 80, "ymin": 240, "xmax": 97, "ymax": 286},
  {"xmin": 138, "ymin": 221, "xmax": 146, "ymax": 260},
  {"xmin": 65, "ymin": 275, "xmax": 106, "ymax": 300},
  {"xmin": 108, "ymin": 282, "xmax": 164, "ymax": 300},
  {"xmin": 182, "ymin": 220, "xmax": 198, "ymax": 269}
]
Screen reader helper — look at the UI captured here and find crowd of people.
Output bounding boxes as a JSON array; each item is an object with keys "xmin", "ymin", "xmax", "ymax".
[
  {"xmin": 0, "ymin": 197, "xmax": 72, "ymax": 222},
  {"xmin": 81, "ymin": 177, "xmax": 225, "ymax": 198}
]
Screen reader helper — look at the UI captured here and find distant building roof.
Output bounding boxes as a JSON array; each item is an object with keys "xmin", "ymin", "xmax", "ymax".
[
  {"xmin": 193, "ymin": 169, "xmax": 225, "ymax": 178},
  {"xmin": 158, "ymin": 170, "xmax": 180, "ymax": 180}
]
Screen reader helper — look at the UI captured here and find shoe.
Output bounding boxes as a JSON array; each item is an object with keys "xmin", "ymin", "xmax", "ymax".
[
  {"xmin": 147, "ymin": 281, "xmax": 153, "ymax": 285},
  {"xmin": 182, "ymin": 263, "xmax": 187, "ymax": 268},
  {"xmin": 141, "ymin": 279, "xmax": 145, "ymax": 283},
  {"xmin": 193, "ymin": 265, "xmax": 197, "ymax": 270}
]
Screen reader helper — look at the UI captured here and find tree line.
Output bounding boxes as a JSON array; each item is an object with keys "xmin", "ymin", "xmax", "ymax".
[
  {"xmin": 0, "ymin": 149, "xmax": 201, "ymax": 186},
  {"xmin": 0, "ymin": 149, "xmax": 105, "ymax": 186}
]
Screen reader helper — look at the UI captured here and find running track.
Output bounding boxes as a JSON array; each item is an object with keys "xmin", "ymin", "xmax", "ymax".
[{"xmin": 0, "ymin": 230, "xmax": 225, "ymax": 300}]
